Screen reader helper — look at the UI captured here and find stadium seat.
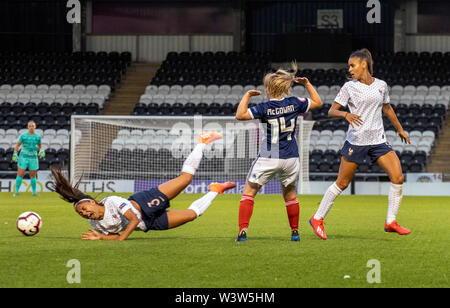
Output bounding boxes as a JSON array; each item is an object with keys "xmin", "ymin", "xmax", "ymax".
[
  {"xmin": 323, "ymin": 149, "xmax": 338, "ymax": 161},
  {"xmin": 318, "ymin": 158, "xmax": 332, "ymax": 172},
  {"xmin": 409, "ymin": 159, "xmax": 423, "ymax": 172},
  {"xmin": 400, "ymin": 150, "xmax": 414, "ymax": 161},
  {"xmin": 39, "ymin": 157, "xmax": 50, "ymax": 170}
]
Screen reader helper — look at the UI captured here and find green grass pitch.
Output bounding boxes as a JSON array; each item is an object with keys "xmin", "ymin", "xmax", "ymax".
[{"xmin": 0, "ymin": 192, "xmax": 448, "ymax": 288}]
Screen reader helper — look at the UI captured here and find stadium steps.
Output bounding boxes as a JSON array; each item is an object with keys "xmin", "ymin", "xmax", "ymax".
[
  {"xmin": 102, "ymin": 63, "xmax": 159, "ymax": 115},
  {"xmin": 427, "ymin": 109, "xmax": 450, "ymax": 179},
  {"xmin": 79, "ymin": 63, "xmax": 159, "ymax": 171}
]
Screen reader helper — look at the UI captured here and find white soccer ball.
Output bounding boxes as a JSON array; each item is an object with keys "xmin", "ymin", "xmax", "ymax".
[{"xmin": 16, "ymin": 212, "xmax": 43, "ymax": 236}]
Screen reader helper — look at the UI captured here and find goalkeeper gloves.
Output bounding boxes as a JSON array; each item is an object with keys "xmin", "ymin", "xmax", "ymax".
[
  {"xmin": 39, "ymin": 149, "xmax": 46, "ymax": 158},
  {"xmin": 12, "ymin": 151, "xmax": 19, "ymax": 162}
]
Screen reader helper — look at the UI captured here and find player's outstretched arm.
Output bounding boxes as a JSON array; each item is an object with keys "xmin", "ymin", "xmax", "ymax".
[
  {"xmin": 235, "ymin": 90, "xmax": 261, "ymax": 120},
  {"xmin": 294, "ymin": 77, "xmax": 323, "ymax": 109},
  {"xmin": 82, "ymin": 210, "xmax": 140, "ymax": 241},
  {"xmin": 82, "ymin": 229, "xmax": 116, "ymax": 240},
  {"xmin": 382, "ymin": 103, "xmax": 410, "ymax": 144}
]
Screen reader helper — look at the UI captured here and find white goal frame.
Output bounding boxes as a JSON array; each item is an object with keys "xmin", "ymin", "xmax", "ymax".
[{"xmin": 70, "ymin": 115, "xmax": 314, "ymax": 193}]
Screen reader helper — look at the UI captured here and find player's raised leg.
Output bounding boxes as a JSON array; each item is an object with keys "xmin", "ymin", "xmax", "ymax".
[
  {"xmin": 310, "ymin": 156, "xmax": 358, "ymax": 239},
  {"xmin": 376, "ymin": 151, "xmax": 410, "ymax": 235},
  {"xmin": 158, "ymin": 131, "xmax": 223, "ymax": 200},
  {"xmin": 167, "ymin": 181, "xmax": 236, "ymax": 229}
]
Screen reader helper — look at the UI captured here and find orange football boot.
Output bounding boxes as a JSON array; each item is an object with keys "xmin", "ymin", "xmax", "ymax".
[
  {"xmin": 198, "ymin": 131, "xmax": 223, "ymax": 144},
  {"xmin": 384, "ymin": 221, "xmax": 411, "ymax": 235},
  {"xmin": 309, "ymin": 216, "xmax": 327, "ymax": 240},
  {"xmin": 209, "ymin": 182, "xmax": 236, "ymax": 194}
]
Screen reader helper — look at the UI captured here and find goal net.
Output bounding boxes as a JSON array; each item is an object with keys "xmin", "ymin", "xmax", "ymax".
[{"xmin": 70, "ymin": 115, "xmax": 314, "ymax": 194}]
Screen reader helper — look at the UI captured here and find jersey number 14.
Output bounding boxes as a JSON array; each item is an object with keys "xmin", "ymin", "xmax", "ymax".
[{"xmin": 267, "ymin": 117, "xmax": 295, "ymax": 144}]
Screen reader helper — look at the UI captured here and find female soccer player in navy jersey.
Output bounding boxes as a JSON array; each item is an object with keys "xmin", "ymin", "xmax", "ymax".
[
  {"xmin": 234, "ymin": 62, "xmax": 323, "ymax": 242},
  {"xmin": 50, "ymin": 132, "xmax": 236, "ymax": 241},
  {"xmin": 310, "ymin": 48, "xmax": 411, "ymax": 240}
]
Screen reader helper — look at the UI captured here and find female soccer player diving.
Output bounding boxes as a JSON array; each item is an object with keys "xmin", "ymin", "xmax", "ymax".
[
  {"xmin": 12, "ymin": 120, "xmax": 45, "ymax": 196},
  {"xmin": 309, "ymin": 48, "xmax": 411, "ymax": 240},
  {"xmin": 50, "ymin": 132, "xmax": 236, "ymax": 241},
  {"xmin": 234, "ymin": 62, "xmax": 323, "ymax": 242}
]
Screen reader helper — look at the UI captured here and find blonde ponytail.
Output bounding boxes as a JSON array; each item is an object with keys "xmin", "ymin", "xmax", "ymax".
[{"xmin": 263, "ymin": 61, "xmax": 298, "ymax": 98}]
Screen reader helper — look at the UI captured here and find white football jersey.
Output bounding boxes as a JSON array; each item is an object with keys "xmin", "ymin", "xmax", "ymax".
[
  {"xmin": 335, "ymin": 78, "xmax": 390, "ymax": 146},
  {"xmin": 89, "ymin": 196, "xmax": 147, "ymax": 235}
]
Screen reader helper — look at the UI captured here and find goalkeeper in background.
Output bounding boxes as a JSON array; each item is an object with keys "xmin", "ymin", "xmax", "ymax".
[{"xmin": 12, "ymin": 120, "xmax": 45, "ymax": 196}]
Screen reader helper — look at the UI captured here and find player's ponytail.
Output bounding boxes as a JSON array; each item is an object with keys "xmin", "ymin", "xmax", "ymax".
[
  {"xmin": 263, "ymin": 61, "xmax": 298, "ymax": 98},
  {"xmin": 349, "ymin": 48, "xmax": 374, "ymax": 76},
  {"xmin": 49, "ymin": 166, "xmax": 96, "ymax": 206}
]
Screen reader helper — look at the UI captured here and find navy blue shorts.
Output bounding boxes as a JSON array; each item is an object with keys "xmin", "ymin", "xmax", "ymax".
[
  {"xmin": 128, "ymin": 188, "xmax": 170, "ymax": 231},
  {"xmin": 340, "ymin": 141, "xmax": 393, "ymax": 164}
]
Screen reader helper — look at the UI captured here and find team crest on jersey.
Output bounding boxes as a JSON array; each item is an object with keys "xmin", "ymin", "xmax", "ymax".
[
  {"xmin": 348, "ymin": 148, "xmax": 354, "ymax": 156},
  {"xmin": 119, "ymin": 203, "xmax": 127, "ymax": 210}
]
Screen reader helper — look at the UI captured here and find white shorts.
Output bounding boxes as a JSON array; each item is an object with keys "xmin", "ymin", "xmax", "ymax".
[{"xmin": 247, "ymin": 157, "xmax": 300, "ymax": 187}]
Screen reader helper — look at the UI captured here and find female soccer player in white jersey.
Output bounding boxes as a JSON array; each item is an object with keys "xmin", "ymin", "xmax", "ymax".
[
  {"xmin": 49, "ymin": 132, "xmax": 236, "ymax": 241},
  {"xmin": 234, "ymin": 62, "xmax": 323, "ymax": 242},
  {"xmin": 310, "ymin": 48, "xmax": 411, "ymax": 240}
]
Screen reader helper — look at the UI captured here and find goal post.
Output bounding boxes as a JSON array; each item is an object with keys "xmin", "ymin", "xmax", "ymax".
[
  {"xmin": 70, "ymin": 115, "xmax": 314, "ymax": 193},
  {"xmin": 297, "ymin": 116, "xmax": 315, "ymax": 194}
]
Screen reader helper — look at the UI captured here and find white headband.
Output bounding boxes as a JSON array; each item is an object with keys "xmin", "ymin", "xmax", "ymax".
[{"xmin": 73, "ymin": 198, "xmax": 92, "ymax": 210}]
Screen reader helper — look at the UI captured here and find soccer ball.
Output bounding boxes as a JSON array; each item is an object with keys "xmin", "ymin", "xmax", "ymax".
[{"xmin": 16, "ymin": 212, "xmax": 42, "ymax": 236}]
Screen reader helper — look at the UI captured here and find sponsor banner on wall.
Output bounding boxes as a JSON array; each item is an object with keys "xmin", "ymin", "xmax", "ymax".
[
  {"xmin": 406, "ymin": 173, "xmax": 443, "ymax": 183},
  {"xmin": 135, "ymin": 179, "xmax": 285, "ymax": 194}
]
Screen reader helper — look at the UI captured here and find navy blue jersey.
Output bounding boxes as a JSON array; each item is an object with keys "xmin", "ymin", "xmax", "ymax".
[{"xmin": 249, "ymin": 96, "xmax": 310, "ymax": 159}]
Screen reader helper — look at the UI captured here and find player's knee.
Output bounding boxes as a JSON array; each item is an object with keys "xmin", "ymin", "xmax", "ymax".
[
  {"xmin": 187, "ymin": 209, "xmax": 198, "ymax": 220},
  {"xmin": 335, "ymin": 179, "xmax": 350, "ymax": 191},
  {"xmin": 282, "ymin": 185, "xmax": 297, "ymax": 200},
  {"xmin": 392, "ymin": 174, "xmax": 404, "ymax": 185},
  {"xmin": 180, "ymin": 172, "xmax": 193, "ymax": 185}
]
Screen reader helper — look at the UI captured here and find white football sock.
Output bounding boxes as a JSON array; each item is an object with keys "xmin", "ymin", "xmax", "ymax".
[
  {"xmin": 314, "ymin": 182, "xmax": 343, "ymax": 220},
  {"xmin": 386, "ymin": 183, "xmax": 403, "ymax": 224},
  {"xmin": 182, "ymin": 143, "xmax": 206, "ymax": 175},
  {"xmin": 188, "ymin": 192, "xmax": 218, "ymax": 217}
]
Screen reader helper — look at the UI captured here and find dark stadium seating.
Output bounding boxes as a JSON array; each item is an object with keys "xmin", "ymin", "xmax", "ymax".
[
  {"xmin": 0, "ymin": 51, "xmax": 130, "ymax": 87},
  {"xmin": 151, "ymin": 51, "xmax": 271, "ymax": 86},
  {"xmin": 0, "ymin": 50, "xmax": 134, "ymax": 171}
]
